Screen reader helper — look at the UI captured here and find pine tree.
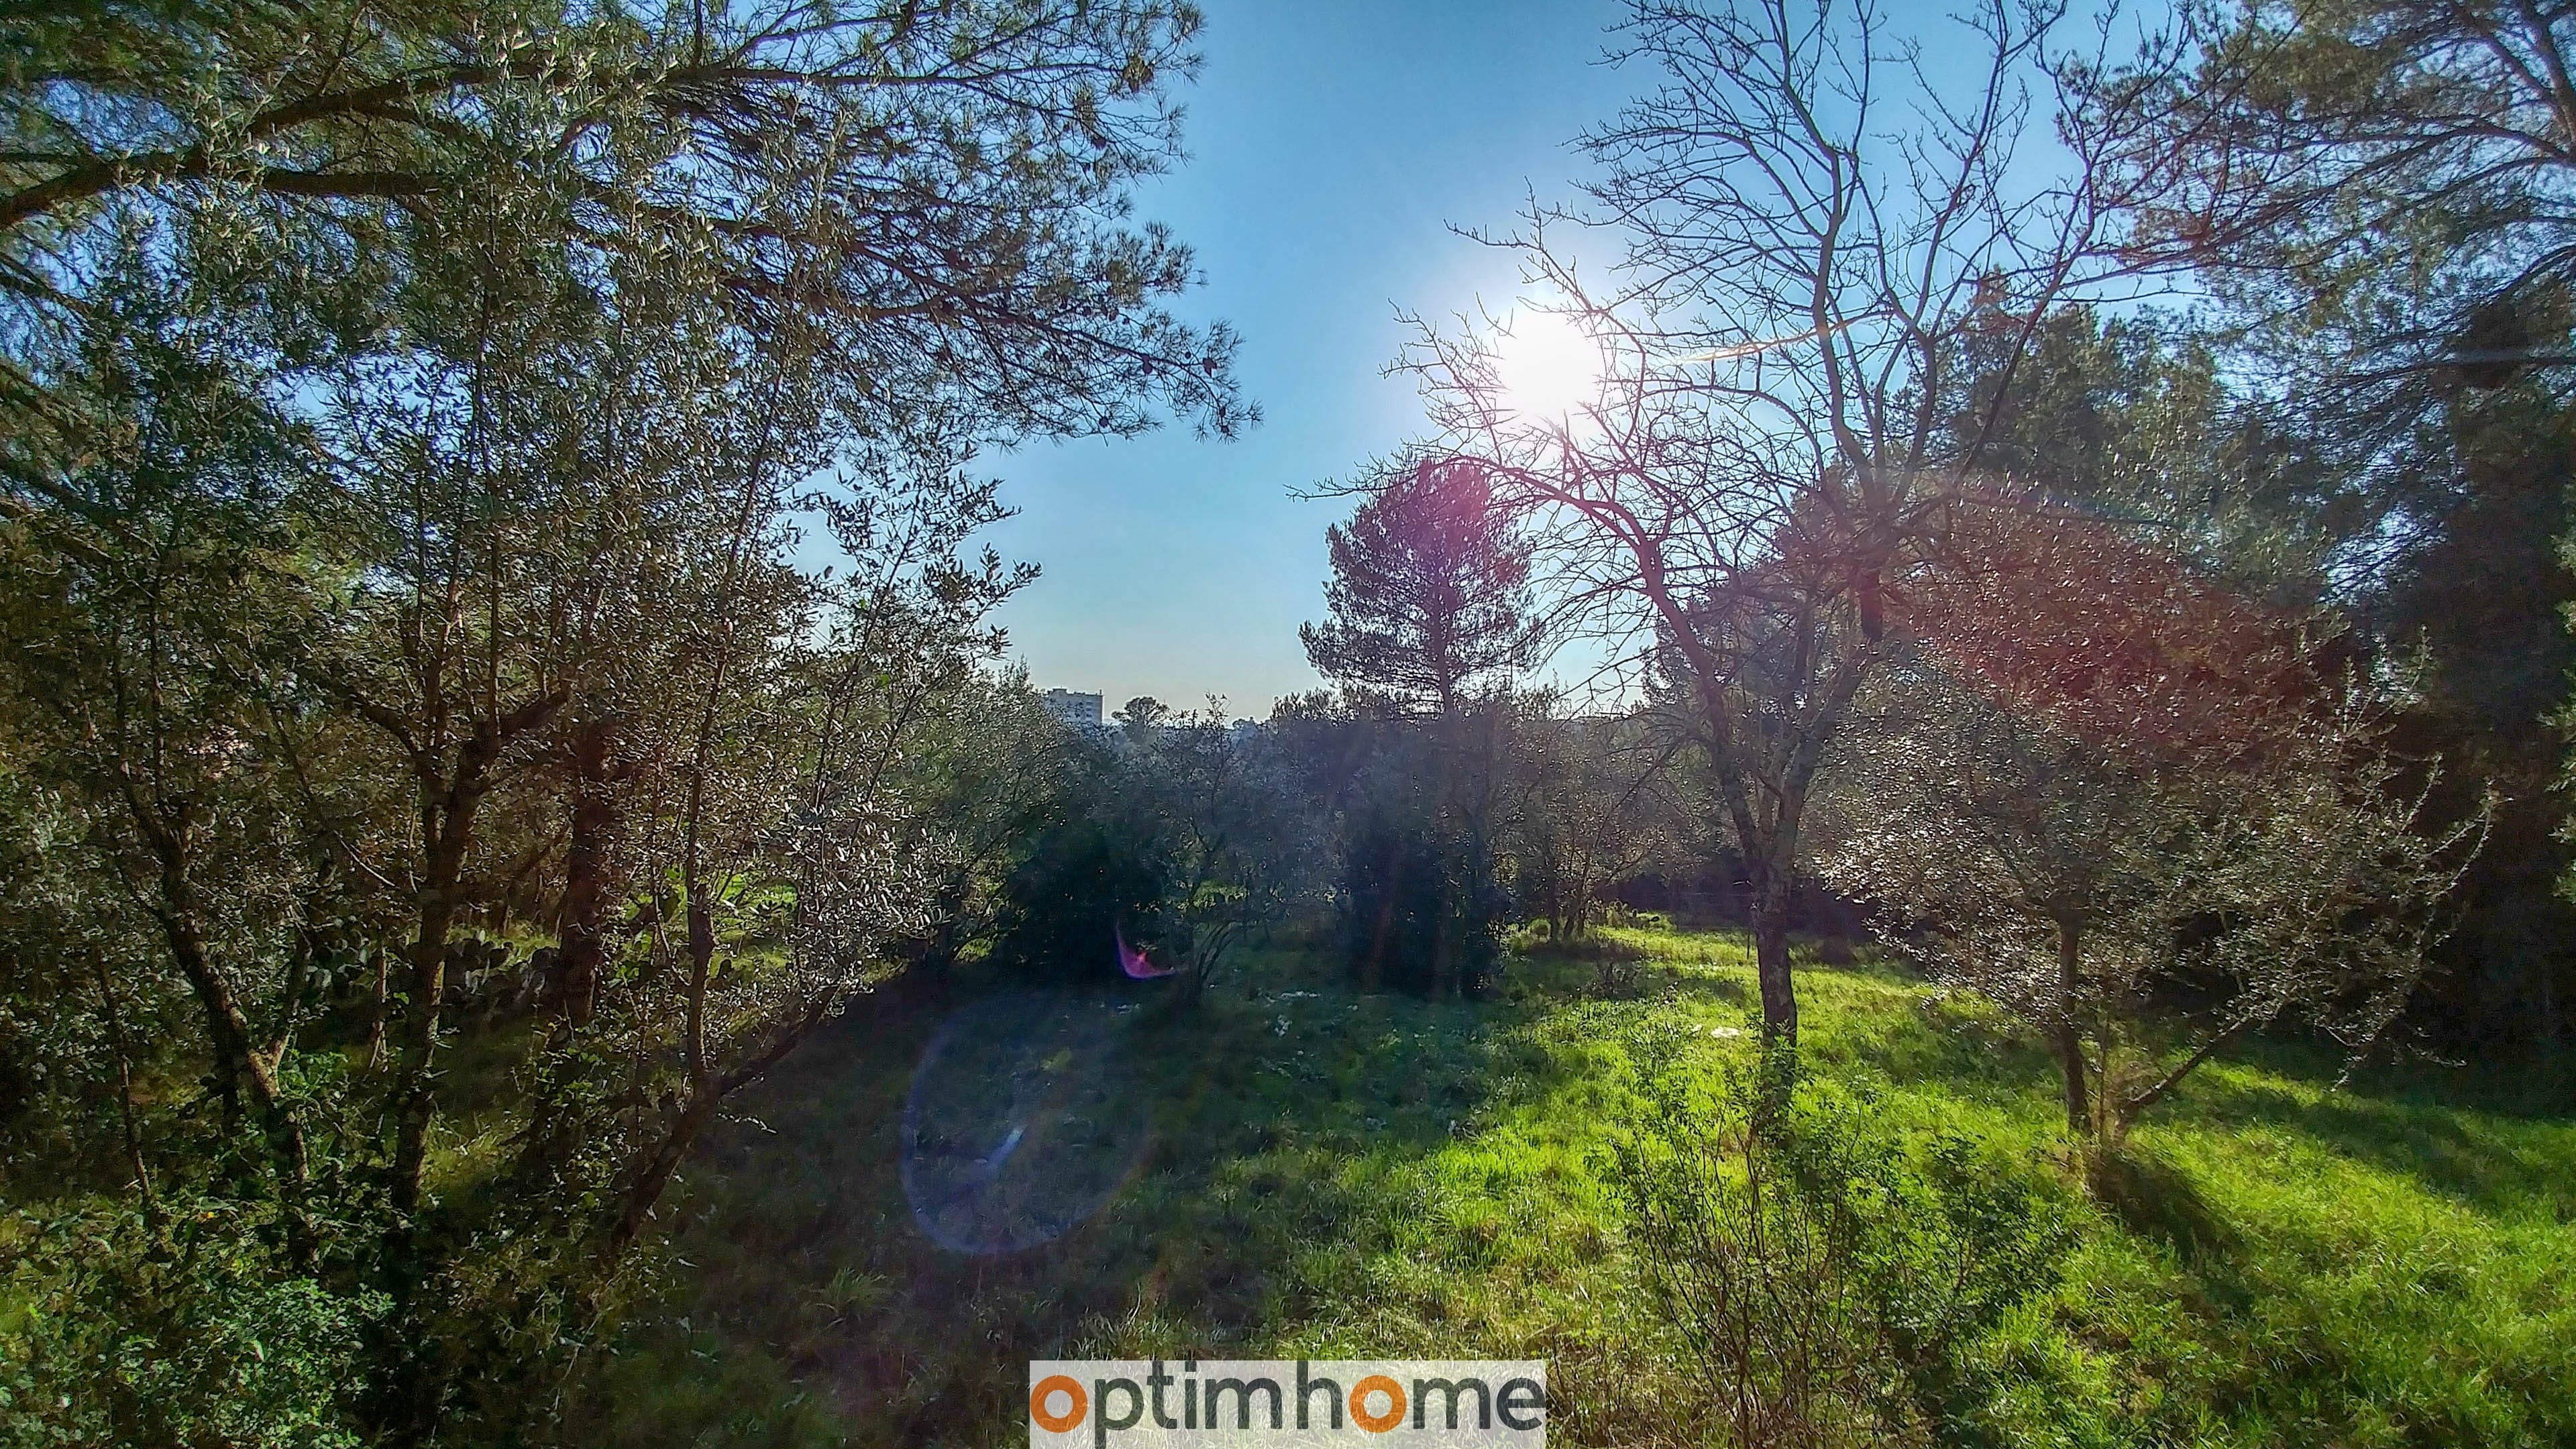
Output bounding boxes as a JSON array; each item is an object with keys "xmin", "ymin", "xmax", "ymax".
[{"xmin": 1300, "ymin": 459, "xmax": 1532, "ymax": 716}]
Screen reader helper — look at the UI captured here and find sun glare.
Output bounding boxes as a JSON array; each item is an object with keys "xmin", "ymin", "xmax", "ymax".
[{"xmin": 1490, "ymin": 308, "xmax": 1603, "ymax": 422}]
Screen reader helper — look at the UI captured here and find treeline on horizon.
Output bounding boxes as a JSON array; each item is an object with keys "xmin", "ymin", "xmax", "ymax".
[{"xmin": 1, "ymin": 1, "xmax": 2571, "ymax": 1444}]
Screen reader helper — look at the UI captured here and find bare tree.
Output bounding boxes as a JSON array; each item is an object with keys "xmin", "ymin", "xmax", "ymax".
[{"xmin": 1396, "ymin": 0, "xmax": 2150, "ymax": 1042}]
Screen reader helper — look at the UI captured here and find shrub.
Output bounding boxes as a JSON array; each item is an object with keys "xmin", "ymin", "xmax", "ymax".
[
  {"xmin": 1609, "ymin": 1032, "xmax": 2072, "ymax": 1447},
  {"xmin": 1336, "ymin": 816, "xmax": 1505, "ymax": 998},
  {"xmin": 0, "ymin": 1199, "xmax": 384, "ymax": 1448},
  {"xmin": 987, "ymin": 809, "xmax": 1174, "ymax": 984}
]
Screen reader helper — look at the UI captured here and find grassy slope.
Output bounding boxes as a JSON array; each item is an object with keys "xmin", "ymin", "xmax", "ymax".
[{"xmin": 584, "ymin": 929, "xmax": 2576, "ymax": 1448}]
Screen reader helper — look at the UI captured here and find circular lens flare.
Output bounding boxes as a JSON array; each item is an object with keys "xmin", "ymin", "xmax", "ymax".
[{"xmin": 901, "ymin": 992, "xmax": 1155, "ymax": 1254}]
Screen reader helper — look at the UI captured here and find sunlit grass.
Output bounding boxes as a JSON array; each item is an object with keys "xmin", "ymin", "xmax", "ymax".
[{"xmin": 581, "ymin": 926, "xmax": 2576, "ymax": 1448}]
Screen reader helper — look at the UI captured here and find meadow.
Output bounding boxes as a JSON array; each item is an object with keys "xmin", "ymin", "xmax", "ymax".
[{"xmin": 588, "ymin": 928, "xmax": 2576, "ymax": 1448}]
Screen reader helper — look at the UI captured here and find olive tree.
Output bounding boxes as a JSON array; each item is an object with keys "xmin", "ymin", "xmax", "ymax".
[
  {"xmin": 1502, "ymin": 700, "xmax": 1676, "ymax": 943},
  {"xmin": 0, "ymin": 3, "xmax": 1249, "ymax": 1442},
  {"xmin": 1822, "ymin": 506, "xmax": 2482, "ymax": 1140},
  {"xmin": 1110, "ymin": 701, "xmax": 1322, "ymax": 1002}
]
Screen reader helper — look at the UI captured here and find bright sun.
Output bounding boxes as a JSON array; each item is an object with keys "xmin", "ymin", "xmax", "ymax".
[{"xmin": 1490, "ymin": 308, "xmax": 1604, "ymax": 421}]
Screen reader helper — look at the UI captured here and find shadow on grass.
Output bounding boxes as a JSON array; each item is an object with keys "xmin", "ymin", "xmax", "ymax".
[
  {"xmin": 1504, "ymin": 937, "xmax": 1754, "ymax": 1010},
  {"xmin": 2087, "ymin": 1146, "xmax": 2244, "ymax": 1274},
  {"xmin": 567, "ymin": 934, "xmax": 2576, "ymax": 1449},
  {"xmin": 1555, "ymin": 928, "xmax": 2063, "ymax": 1099},
  {"xmin": 2169, "ymin": 1069, "xmax": 2576, "ymax": 1222},
  {"xmin": 579, "ymin": 950, "xmax": 1596, "ymax": 1448}
]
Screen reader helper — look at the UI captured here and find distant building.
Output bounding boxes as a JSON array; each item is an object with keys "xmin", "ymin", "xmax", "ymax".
[{"xmin": 1041, "ymin": 689, "xmax": 1104, "ymax": 729}]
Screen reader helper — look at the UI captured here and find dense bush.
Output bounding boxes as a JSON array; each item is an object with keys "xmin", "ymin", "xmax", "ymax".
[
  {"xmin": 988, "ymin": 804, "xmax": 1177, "ymax": 984},
  {"xmin": 983, "ymin": 702, "xmax": 1323, "ymax": 994},
  {"xmin": 1337, "ymin": 814, "xmax": 1507, "ymax": 998},
  {"xmin": 1268, "ymin": 700, "xmax": 1512, "ymax": 998},
  {"xmin": 0, "ymin": 1201, "xmax": 385, "ymax": 1448}
]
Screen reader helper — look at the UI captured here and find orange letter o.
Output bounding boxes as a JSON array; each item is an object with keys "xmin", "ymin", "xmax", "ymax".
[
  {"xmin": 1030, "ymin": 1375, "xmax": 1087, "ymax": 1434},
  {"xmin": 1350, "ymin": 1375, "xmax": 1407, "ymax": 1433}
]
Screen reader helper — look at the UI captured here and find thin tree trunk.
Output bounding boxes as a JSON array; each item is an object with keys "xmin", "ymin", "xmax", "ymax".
[
  {"xmin": 549, "ymin": 720, "xmax": 614, "ymax": 1028},
  {"xmin": 392, "ymin": 851, "xmax": 466, "ymax": 1217},
  {"xmin": 378, "ymin": 845, "xmax": 470, "ymax": 1449},
  {"xmin": 150, "ymin": 856, "xmax": 315, "ymax": 1259},
  {"xmin": 92, "ymin": 957, "xmax": 156, "ymax": 1221},
  {"xmin": 366, "ymin": 948, "xmax": 390, "ymax": 1067},
  {"xmin": 374, "ymin": 696, "xmax": 570, "ymax": 1448},
  {"xmin": 2053, "ymin": 918, "xmax": 2092, "ymax": 1136},
  {"xmin": 2116, "ymin": 1016, "xmax": 2254, "ymax": 1136},
  {"xmin": 606, "ymin": 1094, "xmax": 715, "ymax": 1260},
  {"xmin": 385, "ymin": 686, "xmax": 564, "ymax": 1216},
  {"xmin": 602, "ymin": 996, "xmax": 833, "ymax": 1260},
  {"xmin": 158, "ymin": 894, "xmax": 251, "ymax": 1128}
]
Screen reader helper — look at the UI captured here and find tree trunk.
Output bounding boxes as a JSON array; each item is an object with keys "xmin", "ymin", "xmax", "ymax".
[
  {"xmin": 2053, "ymin": 918, "xmax": 2093, "ymax": 1136},
  {"xmin": 152, "ymin": 857, "xmax": 315, "ymax": 1258},
  {"xmin": 363, "ymin": 688, "xmax": 564, "ymax": 1446},
  {"xmin": 378, "ymin": 872, "xmax": 467, "ymax": 1449},
  {"xmin": 549, "ymin": 720, "xmax": 614, "ymax": 1028},
  {"xmin": 386, "ymin": 687, "xmax": 564, "ymax": 1215},
  {"xmin": 92, "ymin": 958, "xmax": 156, "ymax": 1219},
  {"xmin": 603, "ymin": 995, "xmax": 838, "ymax": 1262},
  {"xmin": 159, "ymin": 896, "xmax": 252, "ymax": 1129},
  {"xmin": 1749, "ymin": 859, "xmax": 1799, "ymax": 1044},
  {"xmin": 373, "ymin": 751, "xmax": 501, "ymax": 1446},
  {"xmin": 366, "ymin": 948, "xmax": 390, "ymax": 1066},
  {"xmin": 2114, "ymin": 1016, "xmax": 2254, "ymax": 1138},
  {"xmin": 392, "ymin": 879, "xmax": 464, "ymax": 1216},
  {"xmin": 606, "ymin": 1094, "xmax": 716, "ymax": 1260}
]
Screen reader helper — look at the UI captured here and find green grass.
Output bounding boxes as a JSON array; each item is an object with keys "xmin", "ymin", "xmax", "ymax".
[{"xmin": 578, "ymin": 928, "xmax": 2576, "ymax": 1448}]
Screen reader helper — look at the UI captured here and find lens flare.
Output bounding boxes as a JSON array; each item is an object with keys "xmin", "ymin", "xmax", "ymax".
[
  {"xmin": 900, "ymin": 993, "xmax": 1155, "ymax": 1254},
  {"xmin": 1116, "ymin": 924, "xmax": 1179, "ymax": 979}
]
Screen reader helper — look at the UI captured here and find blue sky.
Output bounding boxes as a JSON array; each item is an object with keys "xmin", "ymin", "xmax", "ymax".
[{"xmin": 982, "ymin": 0, "xmax": 1636, "ymax": 718}]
